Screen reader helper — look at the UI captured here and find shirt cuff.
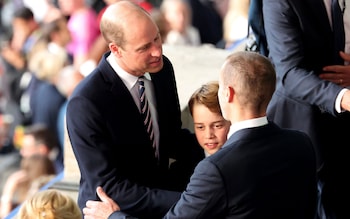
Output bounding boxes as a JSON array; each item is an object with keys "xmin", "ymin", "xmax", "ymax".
[{"xmin": 335, "ymin": 88, "xmax": 348, "ymax": 113}]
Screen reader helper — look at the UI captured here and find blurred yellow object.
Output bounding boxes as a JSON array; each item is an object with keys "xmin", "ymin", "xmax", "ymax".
[{"xmin": 13, "ymin": 125, "xmax": 25, "ymax": 149}]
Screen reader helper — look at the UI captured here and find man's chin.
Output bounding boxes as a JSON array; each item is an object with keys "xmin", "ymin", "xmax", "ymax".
[{"xmin": 148, "ymin": 62, "xmax": 163, "ymax": 73}]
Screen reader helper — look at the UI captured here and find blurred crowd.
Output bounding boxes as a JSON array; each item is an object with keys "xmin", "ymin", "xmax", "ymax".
[{"xmin": 0, "ymin": 0, "xmax": 249, "ymax": 218}]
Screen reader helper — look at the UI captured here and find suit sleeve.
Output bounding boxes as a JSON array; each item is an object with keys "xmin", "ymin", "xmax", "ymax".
[
  {"xmin": 163, "ymin": 159, "xmax": 226, "ymax": 219},
  {"xmin": 108, "ymin": 211, "xmax": 137, "ymax": 219}
]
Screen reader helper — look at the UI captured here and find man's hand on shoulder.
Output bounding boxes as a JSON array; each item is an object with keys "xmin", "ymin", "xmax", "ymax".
[{"xmin": 83, "ymin": 186, "xmax": 120, "ymax": 219}]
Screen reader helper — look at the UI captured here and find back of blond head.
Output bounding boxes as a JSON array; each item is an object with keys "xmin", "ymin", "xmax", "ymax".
[
  {"xmin": 28, "ymin": 49, "xmax": 68, "ymax": 82},
  {"xmin": 17, "ymin": 189, "xmax": 82, "ymax": 219},
  {"xmin": 221, "ymin": 51, "xmax": 276, "ymax": 112}
]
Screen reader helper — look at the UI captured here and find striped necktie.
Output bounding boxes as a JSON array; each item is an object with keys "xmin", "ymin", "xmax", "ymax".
[
  {"xmin": 331, "ymin": 0, "xmax": 345, "ymax": 64},
  {"xmin": 138, "ymin": 76, "xmax": 158, "ymax": 158}
]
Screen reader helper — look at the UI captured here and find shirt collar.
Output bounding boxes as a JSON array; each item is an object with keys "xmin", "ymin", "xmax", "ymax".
[
  {"xmin": 227, "ymin": 116, "xmax": 268, "ymax": 138},
  {"xmin": 106, "ymin": 53, "xmax": 151, "ymax": 91}
]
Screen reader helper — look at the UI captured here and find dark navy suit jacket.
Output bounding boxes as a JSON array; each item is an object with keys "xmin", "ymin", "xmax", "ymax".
[
  {"xmin": 164, "ymin": 122, "xmax": 318, "ymax": 219},
  {"xmin": 264, "ymin": 2, "xmax": 350, "ymax": 216},
  {"xmin": 264, "ymin": 0, "xmax": 350, "ymax": 174},
  {"xmin": 66, "ymin": 52, "xmax": 202, "ymax": 219}
]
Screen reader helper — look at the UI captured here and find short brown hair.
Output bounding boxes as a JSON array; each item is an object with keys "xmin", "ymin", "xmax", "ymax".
[{"xmin": 188, "ymin": 81, "xmax": 222, "ymax": 116}]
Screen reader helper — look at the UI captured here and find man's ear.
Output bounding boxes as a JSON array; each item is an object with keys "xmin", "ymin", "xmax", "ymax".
[
  {"xmin": 227, "ymin": 86, "xmax": 235, "ymax": 103},
  {"xmin": 109, "ymin": 43, "xmax": 122, "ymax": 58}
]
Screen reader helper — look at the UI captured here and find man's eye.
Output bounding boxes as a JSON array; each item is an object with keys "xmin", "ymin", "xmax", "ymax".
[
  {"xmin": 141, "ymin": 45, "xmax": 150, "ymax": 51},
  {"xmin": 215, "ymin": 124, "xmax": 223, "ymax": 129}
]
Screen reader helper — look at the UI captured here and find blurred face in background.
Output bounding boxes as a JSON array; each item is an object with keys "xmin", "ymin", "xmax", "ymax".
[
  {"xmin": 20, "ymin": 135, "xmax": 48, "ymax": 158},
  {"xmin": 162, "ymin": 0, "xmax": 191, "ymax": 34},
  {"xmin": 55, "ymin": 18, "xmax": 72, "ymax": 46},
  {"xmin": 11, "ymin": 16, "xmax": 37, "ymax": 51},
  {"xmin": 58, "ymin": 0, "xmax": 82, "ymax": 16}
]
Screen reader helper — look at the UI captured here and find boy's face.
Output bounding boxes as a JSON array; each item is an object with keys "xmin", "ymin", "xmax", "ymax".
[{"xmin": 192, "ymin": 103, "xmax": 230, "ymax": 155}]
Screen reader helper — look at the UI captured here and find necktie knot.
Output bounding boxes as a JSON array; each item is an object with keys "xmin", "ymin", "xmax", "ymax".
[{"xmin": 138, "ymin": 76, "xmax": 145, "ymax": 86}]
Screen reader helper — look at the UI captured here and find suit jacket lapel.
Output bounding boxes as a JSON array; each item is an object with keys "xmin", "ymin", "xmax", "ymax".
[{"xmin": 98, "ymin": 52, "xmax": 140, "ymax": 115}]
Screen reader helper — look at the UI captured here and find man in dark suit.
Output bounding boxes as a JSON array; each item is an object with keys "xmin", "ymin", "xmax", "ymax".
[
  {"xmin": 83, "ymin": 51, "xmax": 318, "ymax": 219},
  {"xmin": 66, "ymin": 1, "xmax": 202, "ymax": 219},
  {"xmin": 263, "ymin": 0, "xmax": 350, "ymax": 218}
]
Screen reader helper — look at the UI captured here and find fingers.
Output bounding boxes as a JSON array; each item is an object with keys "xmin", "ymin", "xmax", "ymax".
[
  {"xmin": 83, "ymin": 201, "xmax": 106, "ymax": 219},
  {"xmin": 96, "ymin": 186, "xmax": 110, "ymax": 203},
  {"xmin": 85, "ymin": 200, "xmax": 99, "ymax": 208},
  {"xmin": 340, "ymin": 51, "xmax": 350, "ymax": 62},
  {"xmin": 323, "ymin": 65, "xmax": 343, "ymax": 72}
]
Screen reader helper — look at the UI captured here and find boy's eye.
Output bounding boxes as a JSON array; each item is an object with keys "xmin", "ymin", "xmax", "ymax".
[{"xmin": 195, "ymin": 125, "xmax": 204, "ymax": 130}]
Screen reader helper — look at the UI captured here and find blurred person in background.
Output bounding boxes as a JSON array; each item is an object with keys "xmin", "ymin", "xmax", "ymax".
[
  {"xmin": 187, "ymin": 0, "xmax": 223, "ymax": 46},
  {"xmin": 149, "ymin": 8, "xmax": 170, "ymax": 44},
  {"xmin": 58, "ymin": 0, "xmax": 100, "ymax": 73},
  {"xmin": 27, "ymin": 48, "xmax": 67, "ymax": 166},
  {"xmin": 0, "ymin": 113, "xmax": 20, "ymax": 200},
  {"xmin": 1, "ymin": 7, "xmax": 41, "ymax": 71},
  {"xmin": 22, "ymin": 0, "xmax": 62, "ymax": 24},
  {"xmin": 216, "ymin": 0, "xmax": 250, "ymax": 52},
  {"xmin": 29, "ymin": 15, "xmax": 71, "ymax": 65},
  {"xmin": 55, "ymin": 65, "xmax": 84, "ymax": 152},
  {"xmin": 0, "ymin": 154, "xmax": 56, "ymax": 218},
  {"xmin": 160, "ymin": 0, "xmax": 200, "ymax": 46},
  {"xmin": 16, "ymin": 124, "xmax": 62, "ymax": 174},
  {"xmin": 17, "ymin": 15, "xmax": 71, "ymax": 128},
  {"xmin": 0, "ymin": 7, "xmax": 42, "ymax": 142}
]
